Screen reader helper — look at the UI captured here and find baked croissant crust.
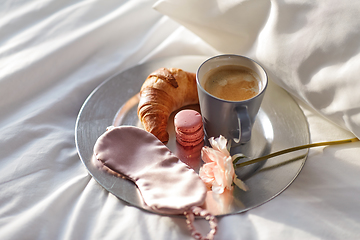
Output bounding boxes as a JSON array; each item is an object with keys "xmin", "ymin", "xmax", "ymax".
[{"xmin": 137, "ymin": 68, "xmax": 199, "ymax": 143}]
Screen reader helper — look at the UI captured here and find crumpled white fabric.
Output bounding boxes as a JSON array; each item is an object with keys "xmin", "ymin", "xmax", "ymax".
[
  {"xmin": 153, "ymin": 0, "xmax": 360, "ymax": 139},
  {"xmin": 1, "ymin": 0, "xmax": 360, "ymax": 240},
  {"xmin": 0, "ymin": 1, "xmax": 214, "ymax": 239}
]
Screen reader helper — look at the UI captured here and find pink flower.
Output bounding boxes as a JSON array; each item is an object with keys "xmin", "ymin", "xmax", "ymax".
[{"xmin": 199, "ymin": 136, "xmax": 248, "ymax": 194}]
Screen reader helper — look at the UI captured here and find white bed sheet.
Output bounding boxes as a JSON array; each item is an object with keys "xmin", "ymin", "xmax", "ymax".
[{"xmin": 0, "ymin": 0, "xmax": 359, "ymax": 240}]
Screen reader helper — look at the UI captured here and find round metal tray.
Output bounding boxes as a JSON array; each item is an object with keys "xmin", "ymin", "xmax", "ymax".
[{"xmin": 75, "ymin": 55, "xmax": 309, "ymax": 216}]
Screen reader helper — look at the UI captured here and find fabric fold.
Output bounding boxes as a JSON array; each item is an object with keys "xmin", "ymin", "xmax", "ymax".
[{"xmin": 153, "ymin": 0, "xmax": 360, "ymax": 138}]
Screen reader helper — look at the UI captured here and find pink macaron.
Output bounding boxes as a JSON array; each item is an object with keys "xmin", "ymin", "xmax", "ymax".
[{"xmin": 174, "ymin": 110, "xmax": 204, "ymax": 147}]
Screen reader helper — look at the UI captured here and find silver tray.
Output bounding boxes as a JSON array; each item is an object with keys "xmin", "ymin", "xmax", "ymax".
[{"xmin": 75, "ymin": 55, "xmax": 309, "ymax": 216}]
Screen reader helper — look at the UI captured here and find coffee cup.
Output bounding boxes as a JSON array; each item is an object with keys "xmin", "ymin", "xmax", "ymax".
[{"xmin": 196, "ymin": 54, "xmax": 268, "ymax": 145}]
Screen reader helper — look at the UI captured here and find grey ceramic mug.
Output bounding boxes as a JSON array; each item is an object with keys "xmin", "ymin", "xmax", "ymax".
[{"xmin": 196, "ymin": 54, "xmax": 268, "ymax": 145}]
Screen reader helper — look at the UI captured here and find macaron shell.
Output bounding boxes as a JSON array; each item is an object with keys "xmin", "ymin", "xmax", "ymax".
[
  {"xmin": 174, "ymin": 110, "xmax": 203, "ymax": 133},
  {"xmin": 176, "ymin": 135, "xmax": 204, "ymax": 147},
  {"xmin": 176, "ymin": 125, "xmax": 204, "ymax": 142}
]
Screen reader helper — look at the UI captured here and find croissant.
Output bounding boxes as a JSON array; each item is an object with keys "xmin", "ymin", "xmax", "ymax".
[{"xmin": 137, "ymin": 68, "xmax": 199, "ymax": 143}]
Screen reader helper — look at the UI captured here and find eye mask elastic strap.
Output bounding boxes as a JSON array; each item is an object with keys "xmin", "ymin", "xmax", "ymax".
[{"xmin": 185, "ymin": 206, "xmax": 218, "ymax": 240}]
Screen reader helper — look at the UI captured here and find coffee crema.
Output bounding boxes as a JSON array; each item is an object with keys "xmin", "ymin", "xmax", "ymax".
[{"xmin": 203, "ymin": 65, "xmax": 260, "ymax": 101}]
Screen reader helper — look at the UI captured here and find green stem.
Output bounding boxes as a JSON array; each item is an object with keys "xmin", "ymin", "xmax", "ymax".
[{"xmin": 235, "ymin": 137, "xmax": 359, "ymax": 168}]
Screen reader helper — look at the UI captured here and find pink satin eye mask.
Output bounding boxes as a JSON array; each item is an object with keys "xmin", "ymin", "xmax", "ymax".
[
  {"xmin": 93, "ymin": 126, "xmax": 218, "ymax": 239},
  {"xmin": 93, "ymin": 126, "xmax": 207, "ymax": 215},
  {"xmin": 94, "ymin": 126, "xmax": 217, "ymax": 240}
]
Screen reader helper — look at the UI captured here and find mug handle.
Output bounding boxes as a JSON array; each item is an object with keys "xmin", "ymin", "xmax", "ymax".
[{"xmin": 232, "ymin": 106, "xmax": 251, "ymax": 144}]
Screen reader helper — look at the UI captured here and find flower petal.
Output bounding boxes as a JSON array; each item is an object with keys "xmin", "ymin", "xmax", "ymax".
[
  {"xmin": 213, "ymin": 151, "xmax": 227, "ymax": 170},
  {"xmin": 212, "ymin": 181, "xmax": 225, "ymax": 194},
  {"xmin": 210, "ymin": 135, "xmax": 230, "ymax": 157},
  {"xmin": 201, "ymin": 146, "xmax": 215, "ymax": 163},
  {"xmin": 233, "ymin": 177, "xmax": 248, "ymax": 192},
  {"xmin": 199, "ymin": 162, "xmax": 215, "ymax": 178},
  {"xmin": 213, "ymin": 165, "xmax": 226, "ymax": 190},
  {"xmin": 231, "ymin": 153, "xmax": 246, "ymax": 161},
  {"xmin": 224, "ymin": 156, "xmax": 235, "ymax": 189},
  {"xmin": 202, "ymin": 146, "xmax": 227, "ymax": 170}
]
